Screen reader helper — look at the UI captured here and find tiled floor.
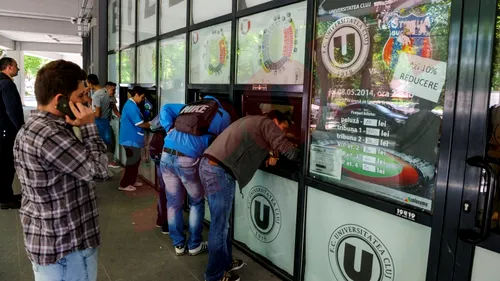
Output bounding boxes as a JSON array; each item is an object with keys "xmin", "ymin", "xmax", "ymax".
[{"xmin": 0, "ymin": 170, "xmax": 280, "ymax": 281}]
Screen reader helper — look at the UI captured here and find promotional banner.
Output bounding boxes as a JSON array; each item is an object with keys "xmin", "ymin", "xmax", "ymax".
[
  {"xmin": 234, "ymin": 170, "xmax": 298, "ymax": 275},
  {"xmin": 310, "ymin": 0, "xmax": 452, "ymax": 213},
  {"xmin": 108, "ymin": 0, "xmax": 119, "ymax": 50},
  {"xmin": 304, "ymin": 187, "xmax": 431, "ymax": 281},
  {"xmin": 160, "ymin": 0, "xmax": 186, "ymax": 33},
  {"xmin": 138, "ymin": 0, "xmax": 157, "ymax": 41},
  {"xmin": 121, "ymin": 0, "xmax": 136, "ymax": 46},
  {"xmin": 236, "ymin": 1, "xmax": 307, "ymax": 84},
  {"xmin": 190, "ymin": 21, "xmax": 232, "ymax": 84}
]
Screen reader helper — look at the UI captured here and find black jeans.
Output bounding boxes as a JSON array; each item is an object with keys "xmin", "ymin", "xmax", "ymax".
[
  {"xmin": 120, "ymin": 146, "xmax": 142, "ymax": 187},
  {"xmin": 0, "ymin": 136, "xmax": 16, "ymax": 203}
]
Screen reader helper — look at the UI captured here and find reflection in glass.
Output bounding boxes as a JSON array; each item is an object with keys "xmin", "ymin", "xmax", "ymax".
[
  {"xmin": 191, "ymin": 0, "xmax": 231, "ymax": 24},
  {"xmin": 137, "ymin": 43, "xmax": 157, "ymax": 83},
  {"xmin": 120, "ymin": 48, "xmax": 135, "ymax": 83},
  {"xmin": 190, "ymin": 22, "xmax": 232, "ymax": 84},
  {"xmin": 121, "ymin": 0, "xmax": 136, "ymax": 46},
  {"xmin": 160, "ymin": 0, "xmax": 186, "ymax": 34},
  {"xmin": 310, "ymin": 0, "xmax": 452, "ymax": 213},
  {"xmin": 238, "ymin": 0, "xmax": 273, "ymax": 10},
  {"xmin": 237, "ymin": 2, "xmax": 307, "ymax": 84},
  {"xmin": 108, "ymin": 0, "xmax": 119, "ymax": 50},
  {"xmin": 160, "ymin": 35, "xmax": 186, "ymax": 105},
  {"xmin": 138, "ymin": 0, "xmax": 157, "ymax": 41}
]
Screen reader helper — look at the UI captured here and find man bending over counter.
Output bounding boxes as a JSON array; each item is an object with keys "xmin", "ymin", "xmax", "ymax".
[{"xmin": 200, "ymin": 110, "xmax": 300, "ymax": 281}]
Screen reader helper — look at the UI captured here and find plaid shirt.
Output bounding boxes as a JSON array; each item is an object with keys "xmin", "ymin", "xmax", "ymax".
[{"xmin": 13, "ymin": 110, "xmax": 109, "ymax": 265}]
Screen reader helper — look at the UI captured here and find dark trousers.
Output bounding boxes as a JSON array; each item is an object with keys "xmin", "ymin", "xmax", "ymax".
[
  {"xmin": 0, "ymin": 137, "xmax": 15, "ymax": 203},
  {"xmin": 120, "ymin": 147, "xmax": 141, "ymax": 187},
  {"xmin": 156, "ymin": 162, "xmax": 168, "ymax": 226}
]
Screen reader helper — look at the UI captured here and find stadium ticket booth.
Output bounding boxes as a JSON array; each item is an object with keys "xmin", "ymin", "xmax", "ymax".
[{"xmin": 109, "ymin": 0, "xmax": 500, "ymax": 280}]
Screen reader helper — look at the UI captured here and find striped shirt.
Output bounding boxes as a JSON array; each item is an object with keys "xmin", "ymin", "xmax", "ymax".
[{"xmin": 13, "ymin": 110, "xmax": 109, "ymax": 265}]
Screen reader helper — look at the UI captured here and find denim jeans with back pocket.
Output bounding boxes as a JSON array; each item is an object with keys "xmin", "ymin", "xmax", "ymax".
[{"xmin": 31, "ymin": 248, "xmax": 99, "ymax": 281}]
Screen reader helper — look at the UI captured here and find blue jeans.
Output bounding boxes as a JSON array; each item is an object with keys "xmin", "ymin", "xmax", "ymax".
[
  {"xmin": 199, "ymin": 157, "xmax": 236, "ymax": 281},
  {"xmin": 160, "ymin": 152, "xmax": 204, "ymax": 250},
  {"xmin": 31, "ymin": 248, "xmax": 99, "ymax": 281},
  {"xmin": 94, "ymin": 118, "xmax": 111, "ymax": 145}
]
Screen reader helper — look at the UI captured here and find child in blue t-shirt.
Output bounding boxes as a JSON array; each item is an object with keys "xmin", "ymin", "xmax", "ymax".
[{"xmin": 118, "ymin": 86, "xmax": 150, "ymax": 192}]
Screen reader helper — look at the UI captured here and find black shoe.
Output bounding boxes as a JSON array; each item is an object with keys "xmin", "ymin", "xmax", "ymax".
[
  {"xmin": 1, "ymin": 200, "xmax": 21, "ymax": 210},
  {"xmin": 228, "ymin": 259, "xmax": 246, "ymax": 272},
  {"xmin": 161, "ymin": 224, "xmax": 169, "ymax": 234},
  {"xmin": 12, "ymin": 194, "xmax": 21, "ymax": 201}
]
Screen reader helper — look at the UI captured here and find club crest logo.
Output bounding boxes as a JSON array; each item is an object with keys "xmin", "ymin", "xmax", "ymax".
[
  {"xmin": 321, "ymin": 16, "xmax": 370, "ymax": 78},
  {"xmin": 328, "ymin": 224, "xmax": 395, "ymax": 281},
  {"xmin": 247, "ymin": 185, "xmax": 281, "ymax": 243},
  {"xmin": 240, "ymin": 19, "xmax": 251, "ymax": 35},
  {"xmin": 383, "ymin": 14, "xmax": 432, "ymax": 68}
]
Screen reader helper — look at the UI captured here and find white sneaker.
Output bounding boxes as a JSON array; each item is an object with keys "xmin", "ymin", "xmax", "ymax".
[
  {"xmin": 189, "ymin": 241, "xmax": 208, "ymax": 256},
  {"xmin": 175, "ymin": 245, "xmax": 186, "ymax": 256},
  {"xmin": 108, "ymin": 162, "xmax": 121, "ymax": 168},
  {"xmin": 134, "ymin": 182, "xmax": 144, "ymax": 187},
  {"xmin": 119, "ymin": 185, "xmax": 137, "ymax": 192}
]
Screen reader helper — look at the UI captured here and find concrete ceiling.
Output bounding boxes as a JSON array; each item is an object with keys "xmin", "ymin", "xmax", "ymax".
[{"xmin": 0, "ymin": 0, "xmax": 92, "ymax": 53}]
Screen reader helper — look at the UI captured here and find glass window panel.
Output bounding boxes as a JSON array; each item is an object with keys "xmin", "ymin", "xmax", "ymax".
[
  {"xmin": 121, "ymin": 0, "xmax": 136, "ymax": 46},
  {"xmin": 108, "ymin": 0, "xmax": 119, "ymax": 50},
  {"xmin": 120, "ymin": 48, "xmax": 135, "ymax": 83},
  {"xmin": 237, "ymin": 0, "xmax": 273, "ymax": 10},
  {"xmin": 160, "ymin": 0, "xmax": 186, "ymax": 34},
  {"xmin": 191, "ymin": 0, "xmax": 231, "ymax": 24},
  {"xmin": 108, "ymin": 54, "xmax": 119, "ymax": 83},
  {"xmin": 236, "ymin": 2, "xmax": 307, "ymax": 84},
  {"xmin": 160, "ymin": 34, "xmax": 186, "ymax": 105},
  {"xmin": 137, "ymin": 43, "xmax": 157, "ymax": 83},
  {"xmin": 309, "ymin": 0, "xmax": 452, "ymax": 213},
  {"xmin": 138, "ymin": 0, "xmax": 157, "ymax": 41},
  {"xmin": 190, "ymin": 21, "xmax": 232, "ymax": 84}
]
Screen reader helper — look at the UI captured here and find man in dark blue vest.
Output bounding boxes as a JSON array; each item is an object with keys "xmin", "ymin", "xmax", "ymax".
[{"xmin": 0, "ymin": 57, "xmax": 24, "ymax": 209}]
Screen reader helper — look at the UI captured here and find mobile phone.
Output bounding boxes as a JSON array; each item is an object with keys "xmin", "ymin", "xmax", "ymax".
[{"xmin": 56, "ymin": 96, "xmax": 76, "ymax": 120}]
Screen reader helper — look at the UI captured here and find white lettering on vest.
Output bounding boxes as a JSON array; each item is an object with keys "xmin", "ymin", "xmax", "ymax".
[{"xmin": 181, "ymin": 105, "xmax": 209, "ymax": 114}]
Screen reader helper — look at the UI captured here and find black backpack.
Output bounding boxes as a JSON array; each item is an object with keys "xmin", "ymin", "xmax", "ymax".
[
  {"xmin": 149, "ymin": 129, "xmax": 166, "ymax": 164},
  {"xmin": 174, "ymin": 99, "xmax": 220, "ymax": 136}
]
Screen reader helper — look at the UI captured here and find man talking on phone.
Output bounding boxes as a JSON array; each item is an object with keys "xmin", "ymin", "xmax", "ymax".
[{"xmin": 13, "ymin": 60, "xmax": 109, "ymax": 281}]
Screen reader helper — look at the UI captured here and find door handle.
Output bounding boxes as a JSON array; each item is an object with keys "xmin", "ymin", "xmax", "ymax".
[{"xmin": 458, "ymin": 156, "xmax": 497, "ymax": 244}]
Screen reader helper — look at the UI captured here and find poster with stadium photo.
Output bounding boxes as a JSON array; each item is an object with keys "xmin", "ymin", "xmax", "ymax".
[{"xmin": 310, "ymin": 0, "xmax": 452, "ymax": 212}]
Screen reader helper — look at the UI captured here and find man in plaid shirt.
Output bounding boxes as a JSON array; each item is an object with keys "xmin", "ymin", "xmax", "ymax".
[{"xmin": 13, "ymin": 60, "xmax": 109, "ymax": 281}]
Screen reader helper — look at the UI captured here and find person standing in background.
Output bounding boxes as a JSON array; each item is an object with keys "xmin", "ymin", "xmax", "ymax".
[
  {"xmin": 0, "ymin": 57, "xmax": 23, "ymax": 210},
  {"xmin": 104, "ymin": 81, "xmax": 121, "ymax": 168},
  {"xmin": 119, "ymin": 86, "xmax": 150, "ymax": 192}
]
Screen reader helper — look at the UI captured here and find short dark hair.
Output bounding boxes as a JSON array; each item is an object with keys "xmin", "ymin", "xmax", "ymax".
[
  {"xmin": 266, "ymin": 110, "xmax": 292, "ymax": 125},
  {"xmin": 87, "ymin": 74, "xmax": 100, "ymax": 86},
  {"xmin": 35, "ymin": 60, "xmax": 86, "ymax": 106},
  {"xmin": 132, "ymin": 86, "xmax": 145, "ymax": 96},
  {"xmin": 105, "ymin": 81, "xmax": 117, "ymax": 87},
  {"xmin": 0, "ymin": 57, "xmax": 15, "ymax": 71}
]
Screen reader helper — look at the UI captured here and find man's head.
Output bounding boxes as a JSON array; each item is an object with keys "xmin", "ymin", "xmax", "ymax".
[
  {"xmin": 86, "ymin": 74, "xmax": 100, "ymax": 89},
  {"xmin": 266, "ymin": 110, "xmax": 291, "ymax": 132},
  {"xmin": 0, "ymin": 57, "xmax": 19, "ymax": 78},
  {"xmin": 132, "ymin": 86, "xmax": 146, "ymax": 104},
  {"xmin": 35, "ymin": 60, "xmax": 87, "ymax": 116},
  {"xmin": 105, "ymin": 81, "xmax": 117, "ymax": 96}
]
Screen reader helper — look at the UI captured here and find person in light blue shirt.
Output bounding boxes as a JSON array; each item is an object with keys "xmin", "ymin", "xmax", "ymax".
[
  {"xmin": 119, "ymin": 86, "xmax": 150, "ymax": 192},
  {"xmin": 159, "ymin": 95, "xmax": 231, "ymax": 257}
]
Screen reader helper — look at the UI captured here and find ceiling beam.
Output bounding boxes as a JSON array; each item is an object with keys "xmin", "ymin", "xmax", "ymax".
[
  {"xmin": 0, "ymin": 34, "xmax": 15, "ymax": 50},
  {"xmin": 0, "ymin": 16, "xmax": 78, "ymax": 37},
  {"xmin": 21, "ymin": 42, "xmax": 81, "ymax": 54}
]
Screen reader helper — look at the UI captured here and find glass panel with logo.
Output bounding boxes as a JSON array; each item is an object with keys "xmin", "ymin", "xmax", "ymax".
[
  {"xmin": 191, "ymin": 0, "xmax": 232, "ymax": 24},
  {"xmin": 138, "ymin": 0, "xmax": 157, "ymax": 41},
  {"xmin": 137, "ymin": 43, "xmax": 157, "ymax": 83},
  {"xmin": 160, "ymin": 35, "xmax": 186, "ymax": 105},
  {"xmin": 236, "ymin": 2, "xmax": 307, "ymax": 85},
  {"xmin": 121, "ymin": 0, "xmax": 137, "ymax": 46},
  {"xmin": 108, "ymin": 0, "xmax": 119, "ymax": 50},
  {"xmin": 310, "ymin": 0, "xmax": 452, "ymax": 213},
  {"xmin": 237, "ymin": 0, "xmax": 273, "ymax": 10},
  {"xmin": 190, "ymin": 21, "xmax": 232, "ymax": 84},
  {"xmin": 160, "ymin": 0, "xmax": 186, "ymax": 34},
  {"xmin": 120, "ymin": 48, "xmax": 136, "ymax": 83}
]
